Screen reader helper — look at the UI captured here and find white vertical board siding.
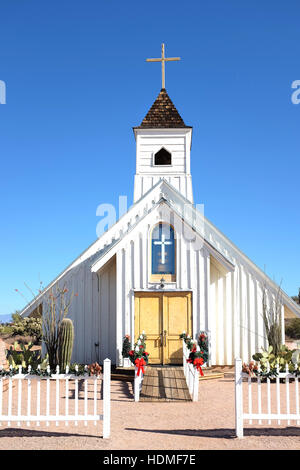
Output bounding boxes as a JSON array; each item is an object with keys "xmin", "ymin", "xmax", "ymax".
[
  {"xmin": 210, "ymin": 264, "xmax": 217, "ymax": 365},
  {"xmin": 239, "ymin": 265, "xmax": 246, "ymax": 362},
  {"xmin": 74, "ymin": 265, "xmax": 85, "ymax": 364},
  {"xmin": 125, "ymin": 244, "xmax": 131, "ymax": 338},
  {"xmin": 116, "ymin": 249, "xmax": 124, "ymax": 365},
  {"xmin": 225, "ymin": 272, "xmax": 233, "ymax": 365},
  {"xmin": 176, "ymin": 235, "xmax": 182, "ymax": 290},
  {"xmin": 195, "ymin": 250, "xmax": 201, "ymax": 335},
  {"xmin": 232, "ymin": 265, "xmax": 238, "ymax": 361},
  {"xmin": 204, "ymin": 251, "xmax": 211, "ymax": 345},
  {"xmin": 134, "ymin": 129, "xmax": 193, "ymax": 203},
  {"xmin": 108, "ymin": 261, "xmax": 117, "ymax": 363},
  {"xmin": 84, "ymin": 266, "xmax": 92, "ymax": 365},
  {"xmin": 208, "ymin": 257, "xmax": 273, "ymax": 365},
  {"xmin": 245, "ymin": 270, "xmax": 251, "ymax": 364},
  {"xmin": 198, "ymin": 250, "xmax": 206, "ymax": 333},
  {"xmin": 189, "ymin": 245, "xmax": 198, "ymax": 338},
  {"xmin": 180, "ymin": 235, "xmax": 187, "ymax": 290},
  {"xmin": 248, "ymin": 274, "xmax": 256, "ymax": 363},
  {"xmin": 253, "ymin": 277, "xmax": 259, "ymax": 355},
  {"xmin": 257, "ymin": 281, "xmax": 267, "ymax": 351},
  {"xmin": 92, "ymin": 273, "xmax": 100, "ymax": 364},
  {"xmin": 99, "ymin": 267, "xmax": 109, "ymax": 363},
  {"xmin": 217, "ymin": 274, "xmax": 225, "ymax": 365}
]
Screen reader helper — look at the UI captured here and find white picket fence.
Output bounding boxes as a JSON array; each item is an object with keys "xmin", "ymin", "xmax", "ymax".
[
  {"xmin": 0, "ymin": 358, "xmax": 111, "ymax": 438},
  {"xmin": 235, "ymin": 358, "xmax": 300, "ymax": 438},
  {"xmin": 182, "ymin": 340, "xmax": 199, "ymax": 402},
  {"xmin": 134, "ymin": 366, "xmax": 144, "ymax": 402}
]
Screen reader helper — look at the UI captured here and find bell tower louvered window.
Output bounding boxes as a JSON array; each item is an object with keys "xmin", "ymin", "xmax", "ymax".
[{"xmin": 154, "ymin": 148, "xmax": 171, "ymax": 166}]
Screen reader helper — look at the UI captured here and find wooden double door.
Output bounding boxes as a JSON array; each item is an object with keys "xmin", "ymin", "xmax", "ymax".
[{"xmin": 134, "ymin": 292, "xmax": 192, "ymax": 364}]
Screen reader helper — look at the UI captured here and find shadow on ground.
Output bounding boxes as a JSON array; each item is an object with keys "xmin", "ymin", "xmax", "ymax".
[
  {"xmin": 110, "ymin": 380, "xmax": 133, "ymax": 401},
  {"xmin": 0, "ymin": 428, "xmax": 100, "ymax": 438},
  {"xmin": 125, "ymin": 426, "xmax": 300, "ymax": 439}
]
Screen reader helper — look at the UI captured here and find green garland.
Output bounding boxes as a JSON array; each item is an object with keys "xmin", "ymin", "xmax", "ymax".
[
  {"xmin": 180, "ymin": 331, "xmax": 209, "ymax": 364},
  {"xmin": 243, "ymin": 362, "xmax": 300, "ymax": 380},
  {"xmin": 0, "ymin": 363, "xmax": 91, "ymax": 377},
  {"xmin": 253, "ymin": 366, "xmax": 300, "ymax": 379},
  {"xmin": 128, "ymin": 332, "xmax": 149, "ymax": 365}
]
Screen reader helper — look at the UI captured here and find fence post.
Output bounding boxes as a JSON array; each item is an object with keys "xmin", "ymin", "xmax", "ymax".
[
  {"xmin": 103, "ymin": 358, "xmax": 111, "ymax": 439},
  {"xmin": 235, "ymin": 358, "xmax": 244, "ymax": 438},
  {"xmin": 193, "ymin": 368, "xmax": 199, "ymax": 402},
  {"xmin": 134, "ymin": 367, "xmax": 142, "ymax": 402},
  {"xmin": 207, "ymin": 330, "xmax": 212, "ymax": 367},
  {"xmin": 182, "ymin": 340, "xmax": 186, "ymax": 377}
]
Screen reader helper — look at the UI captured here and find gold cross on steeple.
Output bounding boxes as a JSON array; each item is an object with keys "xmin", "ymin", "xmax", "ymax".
[{"xmin": 146, "ymin": 43, "xmax": 180, "ymax": 89}]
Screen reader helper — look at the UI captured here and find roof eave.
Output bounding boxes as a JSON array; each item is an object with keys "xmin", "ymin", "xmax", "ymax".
[{"xmin": 132, "ymin": 126, "xmax": 193, "ymax": 139}]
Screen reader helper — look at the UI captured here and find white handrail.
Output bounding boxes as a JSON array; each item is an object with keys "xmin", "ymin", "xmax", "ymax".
[
  {"xmin": 134, "ymin": 366, "xmax": 144, "ymax": 402},
  {"xmin": 182, "ymin": 340, "xmax": 199, "ymax": 402}
]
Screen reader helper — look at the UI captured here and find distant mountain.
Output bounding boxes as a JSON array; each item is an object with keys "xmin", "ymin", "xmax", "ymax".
[{"xmin": 0, "ymin": 314, "xmax": 12, "ymax": 324}]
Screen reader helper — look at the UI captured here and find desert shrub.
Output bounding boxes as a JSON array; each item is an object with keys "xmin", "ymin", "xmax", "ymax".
[
  {"xmin": 285, "ymin": 318, "xmax": 300, "ymax": 340},
  {"xmin": 262, "ymin": 284, "xmax": 283, "ymax": 356},
  {"xmin": 11, "ymin": 312, "xmax": 23, "ymax": 323},
  {"xmin": 0, "ymin": 324, "xmax": 13, "ymax": 335},
  {"xmin": 11, "ymin": 317, "xmax": 42, "ymax": 342},
  {"xmin": 6, "ymin": 341, "xmax": 47, "ymax": 369},
  {"xmin": 43, "ymin": 285, "xmax": 77, "ymax": 370}
]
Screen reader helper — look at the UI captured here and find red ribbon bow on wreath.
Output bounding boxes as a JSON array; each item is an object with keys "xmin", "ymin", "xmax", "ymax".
[
  {"xmin": 193, "ymin": 357, "xmax": 204, "ymax": 376},
  {"xmin": 135, "ymin": 357, "xmax": 146, "ymax": 376}
]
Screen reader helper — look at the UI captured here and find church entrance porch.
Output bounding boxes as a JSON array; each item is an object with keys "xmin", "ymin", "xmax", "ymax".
[{"xmin": 134, "ymin": 292, "xmax": 192, "ymax": 365}]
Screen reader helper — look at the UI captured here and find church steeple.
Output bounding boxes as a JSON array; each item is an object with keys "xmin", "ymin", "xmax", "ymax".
[{"xmin": 133, "ymin": 45, "xmax": 193, "ymax": 203}]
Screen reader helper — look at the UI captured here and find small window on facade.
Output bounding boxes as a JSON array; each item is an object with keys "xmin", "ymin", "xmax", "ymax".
[{"xmin": 154, "ymin": 148, "xmax": 171, "ymax": 166}]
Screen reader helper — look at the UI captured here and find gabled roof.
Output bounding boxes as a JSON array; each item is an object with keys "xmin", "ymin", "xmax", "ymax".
[
  {"xmin": 134, "ymin": 88, "xmax": 191, "ymax": 129},
  {"xmin": 19, "ymin": 178, "xmax": 300, "ymax": 319}
]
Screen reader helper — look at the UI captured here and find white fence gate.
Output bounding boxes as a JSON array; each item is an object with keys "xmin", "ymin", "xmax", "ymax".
[
  {"xmin": 235, "ymin": 358, "xmax": 300, "ymax": 438},
  {"xmin": 182, "ymin": 340, "xmax": 199, "ymax": 402},
  {"xmin": 0, "ymin": 358, "xmax": 111, "ymax": 438}
]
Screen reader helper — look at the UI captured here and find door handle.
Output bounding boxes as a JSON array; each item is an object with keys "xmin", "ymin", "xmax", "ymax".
[{"xmin": 163, "ymin": 330, "xmax": 167, "ymax": 346}]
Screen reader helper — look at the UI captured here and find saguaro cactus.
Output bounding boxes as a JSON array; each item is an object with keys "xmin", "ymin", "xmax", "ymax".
[{"xmin": 58, "ymin": 318, "xmax": 74, "ymax": 371}]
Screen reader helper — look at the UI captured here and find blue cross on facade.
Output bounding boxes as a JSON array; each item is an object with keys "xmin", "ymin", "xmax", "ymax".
[{"xmin": 152, "ymin": 223, "xmax": 175, "ymax": 275}]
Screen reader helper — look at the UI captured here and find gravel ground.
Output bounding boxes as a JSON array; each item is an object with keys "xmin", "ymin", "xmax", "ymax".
[{"xmin": 0, "ymin": 374, "xmax": 299, "ymax": 450}]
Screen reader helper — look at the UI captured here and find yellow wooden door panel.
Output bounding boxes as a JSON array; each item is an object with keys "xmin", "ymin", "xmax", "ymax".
[
  {"xmin": 163, "ymin": 293, "xmax": 192, "ymax": 364},
  {"xmin": 135, "ymin": 293, "xmax": 162, "ymax": 364}
]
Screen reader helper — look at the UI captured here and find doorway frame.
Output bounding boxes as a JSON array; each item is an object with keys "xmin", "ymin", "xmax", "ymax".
[{"xmin": 134, "ymin": 290, "xmax": 193, "ymax": 365}]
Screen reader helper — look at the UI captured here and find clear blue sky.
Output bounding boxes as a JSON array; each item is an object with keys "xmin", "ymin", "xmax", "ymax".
[{"xmin": 0, "ymin": 0, "xmax": 299, "ymax": 315}]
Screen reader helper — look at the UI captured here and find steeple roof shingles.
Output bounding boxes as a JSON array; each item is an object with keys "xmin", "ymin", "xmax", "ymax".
[{"xmin": 136, "ymin": 88, "xmax": 191, "ymax": 129}]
